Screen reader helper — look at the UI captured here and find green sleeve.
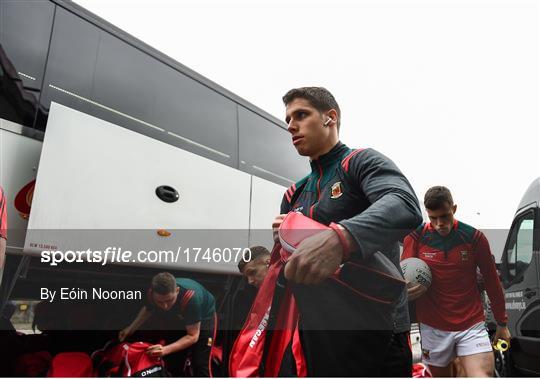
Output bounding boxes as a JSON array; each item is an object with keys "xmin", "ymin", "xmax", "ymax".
[{"xmin": 183, "ymin": 296, "xmax": 202, "ymax": 325}]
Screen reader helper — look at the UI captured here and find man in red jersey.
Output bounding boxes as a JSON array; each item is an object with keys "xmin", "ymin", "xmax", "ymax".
[{"xmin": 402, "ymin": 186, "xmax": 510, "ymax": 377}]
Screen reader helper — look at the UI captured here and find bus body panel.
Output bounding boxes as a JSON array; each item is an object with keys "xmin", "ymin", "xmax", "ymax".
[{"xmin": 22, "ymin": 103, "xmax": 271, "ymax": 274}]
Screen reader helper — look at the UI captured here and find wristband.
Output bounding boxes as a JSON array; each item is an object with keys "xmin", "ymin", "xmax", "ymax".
[
  {"xmin": 497, "ymin": 321, "xmax": 507, "ymax": 327},
  {"xmin": 329, "ymin": 222, "xmax": 351, "ymax": 262}
]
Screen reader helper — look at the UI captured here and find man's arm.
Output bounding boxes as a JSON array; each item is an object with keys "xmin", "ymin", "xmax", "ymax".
[
  {"xmin": 148, "ymin": 322, "xmax": 201, "ymax": 357},
  {"xmin": 401, "ymin": 232, "xmax": 420, "ymax": 260},
  {"xmin": 339, "ymin": 149, "xmax": 423, "ymax": 261},
  {"xmin": 119, "ymin": 306, "xmax": 152, "ymax": 341},
  {"xmin": 284, "ymin": 150, "xmax": 422, "ymax": 284},
  {"xmin": 474, "ymin": 232, "xmax": 510, "ymax": 341},
  {"xmin": 402, "ymin": 232, "xmax": 428, "ymax": 301}
]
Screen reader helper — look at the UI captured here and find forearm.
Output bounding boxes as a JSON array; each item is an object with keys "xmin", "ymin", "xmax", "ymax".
[
  {"xmin": 476, "ymin": 235, "xmax": 508, "ymax": 325},
  {"xmin": 339, "ymin": 191, "xmax": 422, "ymax": 260},
  {"xmin": 483, "ymin": 274, "xmax": 508, "ymax": 325},
  {"xmin": 128, "ymin": 306, "xmax": 152, "ymax": 332},
  {"xmin": 165, "ymin": 334, "xmax": 199, "ymax": 355}
]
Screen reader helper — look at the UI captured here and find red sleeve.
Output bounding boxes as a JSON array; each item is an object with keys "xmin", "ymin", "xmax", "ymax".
[
  {"xmin": 474, "ymin": 231, "xmax": 508, "ymax": 325},
  {"xmin": 401, "ymin": 233, "xmax": 418, "ymax": 260},
  {"xmin": 0, "ymin": 187, "xmax": 7, "ymax": 240}
]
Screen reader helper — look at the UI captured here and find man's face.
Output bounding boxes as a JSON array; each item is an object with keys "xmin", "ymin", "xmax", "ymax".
[
  {"xmin": 242, "ymin": 257, "xmax": 270, "ymax": 288},
  {"xmin": 426, "ymin": 203, "xmax": 457, "ymax": 236},
  {"xmin": 285, "ymin": 98, "xmax": 333, "ymax": 158},
  {"xmin": 151, "ymin": 287, "xmax": 179, "ymax": 311}
]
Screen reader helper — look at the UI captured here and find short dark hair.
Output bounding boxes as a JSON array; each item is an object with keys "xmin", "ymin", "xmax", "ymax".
[
  {"xmin": 424, "ymin": 186, "xmax": 454, "ymax": 210},
  {"xmin": 282, "ymin": 87, "xmax": 341, "ymax": 130},
  {"xmin": 238, "ymin": 246, "xmax": 270, "ymax": 273},
  {"xmin": 151, "ymin": 272, "xmax": 177, "ymax": 295}
]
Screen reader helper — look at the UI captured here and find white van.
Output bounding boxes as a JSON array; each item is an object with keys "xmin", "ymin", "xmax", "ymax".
[{"xmin": 495, "ymin": 178, "xmax": 539, "ymax": 376}]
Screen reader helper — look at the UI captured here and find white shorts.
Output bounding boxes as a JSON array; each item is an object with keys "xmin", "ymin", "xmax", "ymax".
[{"xmin": 419, "ymin": 322, "xmax": 492, "ymax": 367}]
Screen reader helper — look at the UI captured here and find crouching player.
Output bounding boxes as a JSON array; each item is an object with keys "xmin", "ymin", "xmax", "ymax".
[{"xmin": 120, "ymin": 272, "xmax": 216, "ymax": 377}]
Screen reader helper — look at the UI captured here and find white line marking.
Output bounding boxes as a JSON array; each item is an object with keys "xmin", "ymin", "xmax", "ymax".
[
  {"xmin": 252, "ymin": 165, "xmax": 293, "ymax": 183},
  {"xmin": 167, "ymin": 131, "xmax": 230, "ymax": 158},
  {"xmin": 49, "ymin": 84, "xmax": 164, "ymax": 132},
  {"xmin": 18, "ymin": 72, "xmax": 36, "ymax": 81},
  {"xmin": 49, "ymin": 84, "xmax": 231, "ymax": 160}
]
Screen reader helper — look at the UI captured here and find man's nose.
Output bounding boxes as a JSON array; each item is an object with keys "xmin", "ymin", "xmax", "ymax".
[
  {"xmin": 248, "ymin": 277, "xmax": 256, "ymax": 285},
  {"xmin": 287, "ymin": 120, "xmax": 298, "ymax": 134}
]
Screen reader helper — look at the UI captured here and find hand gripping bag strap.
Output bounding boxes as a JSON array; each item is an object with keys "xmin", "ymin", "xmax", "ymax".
[{"xmin": 279, "ymin": 212, "xmax": 405, "ymax": 305}]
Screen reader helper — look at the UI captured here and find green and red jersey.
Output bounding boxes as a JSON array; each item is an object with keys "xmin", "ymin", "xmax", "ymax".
[
  {"xmin": 146, "ymin": 278, "xmax": 215, "ymax": 325},
  {"xmin": 402, "ymin": 220, "xmax": 507, "ymax": 331},
  {"xmin": 281, "ymin": 142, "xmax": 423, "ymax": 333}
]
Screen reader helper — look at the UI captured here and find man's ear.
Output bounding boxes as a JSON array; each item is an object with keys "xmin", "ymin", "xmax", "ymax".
[
  {"xmin": 264, "ymin": 258, "xmax": 270, "ymax": 267},
  {"xmin": 452, "ymin": 204, "xmax": 457, "ymax": 214},
  {"xmin": 324, "ymin": 109, "xmax": 338, "ymax": 127},
  {"xmin": 175, "ymin": 286, "xmax": 180, "ymax": 294}
]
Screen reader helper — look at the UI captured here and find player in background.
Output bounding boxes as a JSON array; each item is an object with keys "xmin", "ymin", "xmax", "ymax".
[{"xmin": 403, "ymin": 186, "xmax": 510, "ymax": 377}]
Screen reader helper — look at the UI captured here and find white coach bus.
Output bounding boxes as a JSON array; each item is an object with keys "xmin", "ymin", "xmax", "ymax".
[{"xmin": 0, "ymin": 1, "xmax": 307, "ymax": 370}]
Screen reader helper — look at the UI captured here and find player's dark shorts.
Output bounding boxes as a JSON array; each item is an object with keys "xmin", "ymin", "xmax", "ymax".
[
  {"xmin": 293, "ymin": 282, "xmax": 411, "ymax": 377},
  {"xmin": 381, "ymin": 332, "xmax": 413, "ymax": 377}
]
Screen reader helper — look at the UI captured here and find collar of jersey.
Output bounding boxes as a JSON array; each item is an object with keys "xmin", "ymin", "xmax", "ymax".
[
  {"xmin": 427, "ymin": 220, "xmax": 458, "ymax": 231},
  {"xmin": 309, "ymin": 141, "xmax": 350, "ymax": 171}
]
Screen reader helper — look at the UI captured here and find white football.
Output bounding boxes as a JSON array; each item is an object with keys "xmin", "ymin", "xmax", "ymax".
[{"xmin": 400, "ymin": 257, "xmax": 432, "ymax": 288}]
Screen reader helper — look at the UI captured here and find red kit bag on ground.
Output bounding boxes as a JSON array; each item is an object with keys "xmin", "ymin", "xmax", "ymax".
[
  {"xmin": 92, "ymin": 340, "xmax": 127, "ymax": 377},
  {"xmin": 118, "ymin": 342, "xmax": 169, "ymax": 377},
  {"xmin": 14, "ymin": 351, "xmax": 52, "ymax": 377},
  {"xmin": 47, "ymin": 352, "xmax": 94, "ymax": 377}
]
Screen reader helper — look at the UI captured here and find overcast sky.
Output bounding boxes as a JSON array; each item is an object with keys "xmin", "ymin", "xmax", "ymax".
[{"xmin": 75, "ymin": 0, "xmax": 539, "ymax": 230}]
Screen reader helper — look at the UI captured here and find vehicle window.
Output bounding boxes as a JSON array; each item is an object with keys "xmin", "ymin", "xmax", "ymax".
[{"xmin": 506, "ymin": 212, "xmax": 535, "ymax": 282}]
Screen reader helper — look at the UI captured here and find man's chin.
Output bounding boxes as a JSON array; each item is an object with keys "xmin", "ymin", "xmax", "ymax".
[{"xmin": 294, "ymin": 146, "xmax": 310, "ymax": 156}]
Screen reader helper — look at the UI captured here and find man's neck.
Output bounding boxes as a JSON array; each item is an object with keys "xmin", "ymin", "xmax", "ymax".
[{"xmin": 309, "ymin": 139, "xmax": 340, "ymax": 161}]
